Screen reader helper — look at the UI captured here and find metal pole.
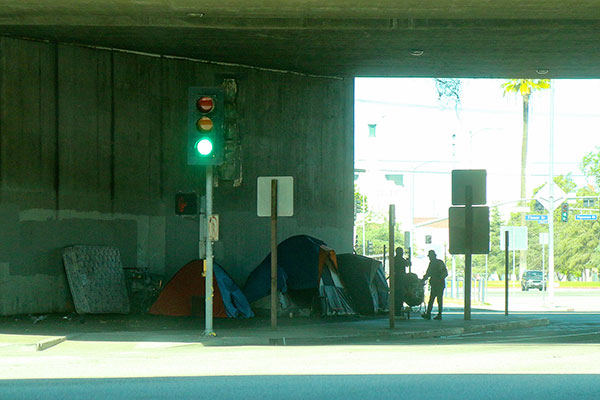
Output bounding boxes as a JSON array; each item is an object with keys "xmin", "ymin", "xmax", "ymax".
[
  {"xmin": 512, "ymin": 250, "xmax": 516, "ymax": 284},
  {"xmin": 548, "ymin": 81, "xmax": 556, "ymax": 303},
  {"xmin": 483, "ymin": 253, "xmax": 488, "ymax": 303},
  {"xmin": 452, "ymin": 256, "xmax": 456, "ymax": 298},
  {"xmin": 410, "ymin": 171, "xmax": 416, "ymax": 258},
  {"xmin": 389, "ymin": 204, "xmax": 395, "ymax": 329},
  {"xmin": 271, "ymin": 179, "xmax": 278, "ymax": 330},
  {"xmin": 542, "ymin": 243, "xmax": 546, "ymax": 291},
  {"xmin": 204, "ymin": 166, "xmax": 215, "ymax": 336},
  {"xmin": 362, "ymin": 216, "xmax": 366, "ymax": 256},
  {"xmin": 464, "ymin": 186, "xmax": 473, "ymax": 320},
  {"xmin": 505, "ymin": 230, "xmax": 510, "ymax": 316}
]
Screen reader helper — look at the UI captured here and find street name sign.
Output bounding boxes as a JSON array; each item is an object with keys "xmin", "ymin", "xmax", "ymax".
[
  {"xmin": 525, "ymin": 214, "xmax": 548, "ymax": 221},
  {"xmin": 575, "ymin": 214, "xmax": 598, "ymax": 221}
]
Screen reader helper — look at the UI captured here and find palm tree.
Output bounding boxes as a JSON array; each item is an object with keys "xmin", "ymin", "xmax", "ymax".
[{"xmin": 502, "ymin": 79, "xmax": 551, "ymax": 274}]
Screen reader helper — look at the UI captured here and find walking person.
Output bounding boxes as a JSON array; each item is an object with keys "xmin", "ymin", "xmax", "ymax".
[
  {"xmin": 421, "ymin": 250, "xmax": 448, "ymax": 320},
  {"xmin": 393, "ymin": 247, "xmax": 411, "ymax": 315}
]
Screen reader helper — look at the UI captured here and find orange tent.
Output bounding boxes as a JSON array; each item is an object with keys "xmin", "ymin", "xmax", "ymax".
[{"xmin": 149, "ymin": 260, "xmax": 228, "ymax": 317}]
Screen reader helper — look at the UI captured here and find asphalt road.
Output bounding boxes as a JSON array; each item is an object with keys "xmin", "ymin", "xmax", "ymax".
[
  {"xmin": 1, "ymin": 292, "xmax": 598, "ymax": 400},
  {"xmin": 1, "ymin": 312, "xmax": 599, "ymax": 399},
  {"xmin": 476, "ymin": 287, "xmax": 600, "ymax": 312},
  {"xmin": 1, "ymin": 374, "xmax": 599, "ymax": 400}
]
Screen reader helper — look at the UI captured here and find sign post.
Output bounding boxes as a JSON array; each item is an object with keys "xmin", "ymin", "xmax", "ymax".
[
  {"xmin": 449, "ymin": 170, "xmax": 490, "ymax": 321},
  {"xmin": 499, "ymin": 226, "xmax": 528, "ymax": 313},
  {"xmin": 540, "ymin": 233, "xmax": 548, "ymax": 291},
  {"xmin": 257, "ymin": 176, "xmax": 294, "ymax": 330},
  {"xmin": 505, "ymin": 231, "xmax": 509, "ymax": 316},
  {"xmin": 270, "ymin": 180, "xmax": 278, "ymax": 330}
]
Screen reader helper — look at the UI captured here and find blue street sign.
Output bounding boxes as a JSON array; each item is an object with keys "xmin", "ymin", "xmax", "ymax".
[
  {"xmin": 575, "ymin": 214, "xmax": 598, "ymax": 221},
  {"xmin": 525, "ymin": 214, "xmax": 548, "ymax": 221}
]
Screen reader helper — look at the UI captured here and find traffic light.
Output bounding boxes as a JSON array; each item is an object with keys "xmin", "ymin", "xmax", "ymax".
[
  {"xmin": 367, "ymin": 240, "xmax": 373, "ymax": 254},
  {"xmin": 175, "ymin": 192, "xmax": 197, "ymax": 215},
  {"xmin": 561, "ymin": 203, "xmax": 569, "ymax": 222},
  {"xmin": 355, "ymin": 196, "xmax": 362, "ymax": 213},
  {"xmin": 187, "ymin": 87, "xmax": 224, "ymax": 166},
  {"xmin": 534, "ymin": 200, "xmax": 545, "ymax": 212}
]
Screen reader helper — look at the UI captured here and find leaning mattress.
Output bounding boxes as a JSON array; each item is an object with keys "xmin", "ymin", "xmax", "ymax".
[{"xmin": 62, "ymin": 245, "xmax": 130, "ymax": 314}]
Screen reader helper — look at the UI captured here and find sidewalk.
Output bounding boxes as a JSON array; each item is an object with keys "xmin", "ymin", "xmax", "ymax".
[{"xmin": 0, "ymin": 308, "xmax": 549, "ymax": 350}]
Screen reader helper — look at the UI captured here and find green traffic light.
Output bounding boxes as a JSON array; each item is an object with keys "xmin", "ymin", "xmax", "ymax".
[{"xmin": 196, "ymin": 138, "xmax": 213, "ymax": 156}]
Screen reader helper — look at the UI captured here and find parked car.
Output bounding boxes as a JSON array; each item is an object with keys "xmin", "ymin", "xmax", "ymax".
[{"xmin": 521, "ymin": 270, "xmax": 546, "ymax": 291}]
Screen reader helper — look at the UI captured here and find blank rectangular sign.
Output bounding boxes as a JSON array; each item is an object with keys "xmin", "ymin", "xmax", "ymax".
[
  {"xmin": 500, "ymin": 226, "xmax": 528, "ymax": 251},
  {"xmin": 257, "ymin": 176, "xmax": 294, "ymax": 217},
  {"xmin": 452, "ymin": 169, "xmax": 487, "ymax": 206},
  {"xmin": 449, "ymin": 206, "xmax": 490, "ymax": 254}
]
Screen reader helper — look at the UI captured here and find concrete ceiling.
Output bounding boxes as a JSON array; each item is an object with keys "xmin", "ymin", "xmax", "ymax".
[{"xmin": 2, "ymin": 1, "xmax": 600, "ymax": 78}]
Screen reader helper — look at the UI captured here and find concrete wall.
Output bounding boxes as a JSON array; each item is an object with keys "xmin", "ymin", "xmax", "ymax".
[{"xmin": 0, "ymin": 37, "xmax": 354, "ymax": 315}]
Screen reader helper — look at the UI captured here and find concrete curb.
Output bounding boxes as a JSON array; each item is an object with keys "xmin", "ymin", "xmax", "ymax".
[
  {"xmin": 21, "ymin": 336, "xmax": 66, "ymax": 352},
  {"xmin": 463, "ymin": 318, "xmax": 550, "ymax": 334},
  {"xmin": 200, "ymin": 318, "xmax": 550, "ymax": 346}
]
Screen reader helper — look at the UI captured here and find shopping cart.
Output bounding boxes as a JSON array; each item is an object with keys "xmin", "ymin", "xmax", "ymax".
[{"xmin": 399, "ymin": 273, "xmax": 425, "ymax": 319}]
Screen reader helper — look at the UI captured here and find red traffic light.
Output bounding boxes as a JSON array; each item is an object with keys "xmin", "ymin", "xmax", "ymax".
[
  {"xmin": 196, "ymin": 96, "xmax": 215, "ymax": 113},
  {"xmin": 175, "ymin": 192, "xmax": 197, "ymax": 215}
]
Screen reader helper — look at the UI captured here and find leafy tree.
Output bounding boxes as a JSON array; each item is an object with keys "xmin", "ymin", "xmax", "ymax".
[
  {"xmin": 434, "ymin": 78, "xmax": 461, "ymax": 113},
  {"xmin": 554, "ymin": 184, "xmax": 600, "ymax": 279},
  {"xmin": 515, "ymin": 174, "xmax": 600, "ymax": 280},
  {"xmin": 485, "ymin": 207, "xmax": 506, "ymax": 276},
  {"xmin": 581, "ymin": 147, "xmax": 600, "ymax": 189},
  {"xmin": 554, "ymin": 173, "xmax": 577, "ymax": 194},
  {"xmin": 353, "ymin": 184, "xmax": 367, "ymax": 222},
  {"xmin": 502, "ymin": 79, "xmax": 551, "ymax": 272},
  {"xmin": 354, "ymin": 187, "xmax": 403, "ymax": 256}
]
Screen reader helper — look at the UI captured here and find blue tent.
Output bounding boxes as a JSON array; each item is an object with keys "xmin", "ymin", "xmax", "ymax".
[
  {"xmin": 243, "ymin": 235, "xmax": 325, "ymax": 303},
  {"xmin": 243, "ymin": 235, "xmax": 355, "ymax": 316}
]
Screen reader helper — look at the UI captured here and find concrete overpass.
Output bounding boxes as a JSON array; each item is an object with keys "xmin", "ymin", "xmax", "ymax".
[
  {"xmin": 1, "ymin": 1, "xmax": 599, "ymax": 314},
  {"xmin": 2, "ymin": 1, "xmax": 600, "ymax": 77}
]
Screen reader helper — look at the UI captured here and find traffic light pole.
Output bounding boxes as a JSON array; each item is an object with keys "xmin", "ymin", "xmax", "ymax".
[
  {"xmin": 204, "ymin": 165, "xmax": 215, "ymax": 337},
  {"xmin": 271, "ymin": 179, "xmax": 278, "ymax": 330}
]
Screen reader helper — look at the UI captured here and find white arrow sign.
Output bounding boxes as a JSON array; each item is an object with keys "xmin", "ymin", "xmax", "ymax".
[{"xmin": 534, "ymin": 183, "xmax": 567, "ymax": 212}]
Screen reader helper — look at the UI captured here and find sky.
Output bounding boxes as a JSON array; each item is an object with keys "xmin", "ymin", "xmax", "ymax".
[{"xmin": 354, "ymin": 78, "xmax": 600, "ymax": 226}]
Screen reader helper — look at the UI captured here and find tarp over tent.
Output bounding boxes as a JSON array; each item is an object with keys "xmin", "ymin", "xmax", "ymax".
[
  {"xmin": 149, "ymin": 260, "xmax": 253, "ymax": 318},
  {"xmin": 336, "ymin": 253, "xmax": 389, "ymax": 315},
  {"xmin": 243, "ymin": 235, "xmax": 355, "ymax": 316}
]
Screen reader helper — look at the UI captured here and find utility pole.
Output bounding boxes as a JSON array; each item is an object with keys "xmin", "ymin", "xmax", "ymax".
[{"xmin": 547, "ymin": 81, "xmax": 556, "ymax": 303}]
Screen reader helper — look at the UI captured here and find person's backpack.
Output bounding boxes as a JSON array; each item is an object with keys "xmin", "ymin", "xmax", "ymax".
[{"xmin": 440, "ymin": 261, "xmax": 448, "ymax": 279}]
